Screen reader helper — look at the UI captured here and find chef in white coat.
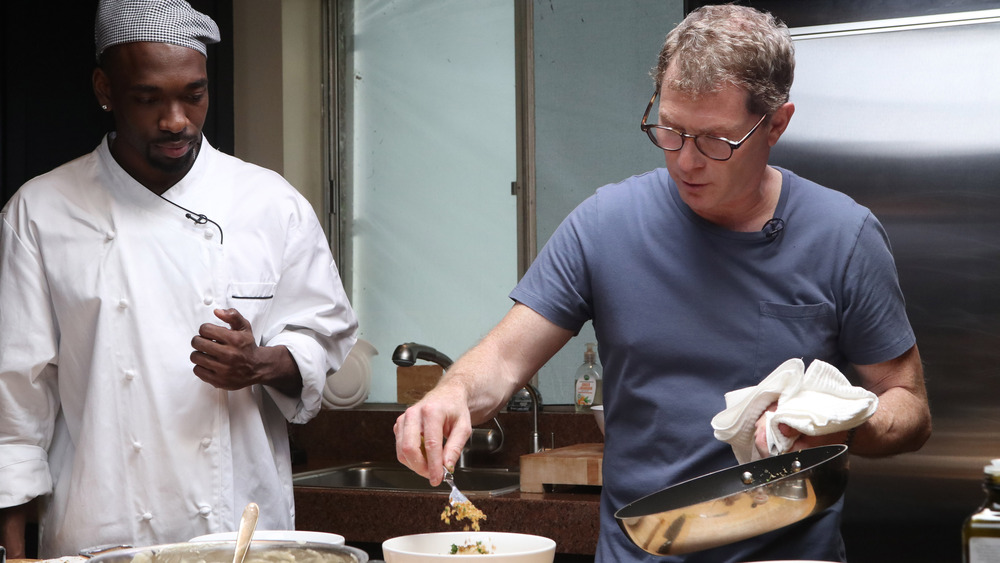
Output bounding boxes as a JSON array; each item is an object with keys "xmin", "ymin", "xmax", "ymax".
[{"xmin": 0, "ymin": 0, "xmax": 358, "ymax": 557}]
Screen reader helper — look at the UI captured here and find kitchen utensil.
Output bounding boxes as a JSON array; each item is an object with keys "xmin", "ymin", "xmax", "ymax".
[
  {"xmin": 87, "ymin": 541, "xmax": 367, "ymax": 563},
  {"xmin": 615, "ymin": 444, "xmax": 849, "ymax": 556},
  {"xmin": 442, "ymin": 466, "xmax": 469, "ymax": 505},
  {"xmin": 382, "ymin": 531, "xmax": 555, "ymax": 562},
  {"xmin": 232, "ymin": 502, "xmax": 259, "ymax": 563}
]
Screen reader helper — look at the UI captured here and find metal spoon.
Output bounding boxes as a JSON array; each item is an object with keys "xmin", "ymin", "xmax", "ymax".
[{"xmin": 232, "ymin": 502, "xmax": 259, "ymax": 563}]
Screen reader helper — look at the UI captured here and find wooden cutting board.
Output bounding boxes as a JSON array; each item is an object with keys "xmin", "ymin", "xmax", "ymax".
[
  {"xmin": 396, "ymin": 364, "xmax": 443, "ymax": 404},
  {"xmin": 519, "ymin": 442, "xmax": 603, "ymax": 492}
]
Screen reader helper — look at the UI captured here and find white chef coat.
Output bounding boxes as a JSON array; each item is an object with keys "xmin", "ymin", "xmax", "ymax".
[{"xmin": 0, "ymin": 135, "xmax": 358, "ymax": 557}]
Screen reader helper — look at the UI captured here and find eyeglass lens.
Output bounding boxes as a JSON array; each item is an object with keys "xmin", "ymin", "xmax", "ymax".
[{"xmin": 647, "ymin": 128, "xmax": 734, "ymax": 161}]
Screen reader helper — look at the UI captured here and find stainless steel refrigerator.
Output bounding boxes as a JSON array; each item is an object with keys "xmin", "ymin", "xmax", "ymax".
[{"xmin": 769, "ymin": 9, "xmax": 1000, "ymax": 562}]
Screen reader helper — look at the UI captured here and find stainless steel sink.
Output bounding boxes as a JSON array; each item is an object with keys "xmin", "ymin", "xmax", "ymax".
[{"xmin": 293, "ymin": 462, "xmax": 520, "ymax": 496}]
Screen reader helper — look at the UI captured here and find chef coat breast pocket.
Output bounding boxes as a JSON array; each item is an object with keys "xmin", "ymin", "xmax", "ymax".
[
  {"xmin": 228, "ymin": 282, "xmax": 277, "ymax": 330},
  {"xmin": 755, "ymin": 301, "xmax": 837, "ymax": 377}
]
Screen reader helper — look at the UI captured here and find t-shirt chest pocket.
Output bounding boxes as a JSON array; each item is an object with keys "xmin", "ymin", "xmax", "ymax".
[
  {"xmin": 228, "ymin": 281, "xmax": 277, "ymax": 334},
  {"xmin": 755, "ymin": 301, "xmax": 838, "ymax": 377}
]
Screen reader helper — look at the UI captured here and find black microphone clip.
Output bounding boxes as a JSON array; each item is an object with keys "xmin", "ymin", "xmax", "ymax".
[
  {"xmin": 762, "ymin": 218, "xmax": 785, "ymax": 241},
  {"xmin": 185, "ymin": 212, "xmax": 209, "ymax": 225}
]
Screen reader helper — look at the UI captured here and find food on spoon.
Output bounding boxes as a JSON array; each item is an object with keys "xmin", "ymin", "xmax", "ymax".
[{"xmin": 441, "ymin": 500, "xmax": 487, "ymax": 531}]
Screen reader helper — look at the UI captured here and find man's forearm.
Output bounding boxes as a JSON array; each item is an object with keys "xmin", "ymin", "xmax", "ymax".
[
  {"xmin": 448, "ymin": 303, "xmax": 575, "ymax": 424},
  {"xmin": 849, "ymin": 386, "xmax": 932, "ymax": 457},
  {"xmin": 850, "ymin": 345, "xmax": 932, "ymax": 457}
]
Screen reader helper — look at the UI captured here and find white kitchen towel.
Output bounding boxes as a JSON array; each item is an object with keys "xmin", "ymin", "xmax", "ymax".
[{"xmin": 710, "ymin": 358, "xmax": 878, "ymax": 464}]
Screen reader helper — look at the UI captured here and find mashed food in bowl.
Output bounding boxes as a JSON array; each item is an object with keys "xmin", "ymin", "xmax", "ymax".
[
  {"xmin": 128, "ymin": 544, "xmax": 359, "ymax": 563},
  {"xmin": 382, "ymin": 531, "xmax": 556, "ymax": 562},
  {"xmin": 449, "ymin": 540, "xmax": 495, "ymax": 555}
]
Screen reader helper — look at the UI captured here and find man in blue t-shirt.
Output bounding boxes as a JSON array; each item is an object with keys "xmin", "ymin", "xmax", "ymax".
[{"xmin": 393, "ymin": 5, "xmax": 931, "ymax": 562}]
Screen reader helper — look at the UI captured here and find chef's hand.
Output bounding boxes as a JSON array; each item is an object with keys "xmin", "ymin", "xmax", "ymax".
[
  {"xmin": 753, "ymin": 402, "xmax": 852, "ymax": 458},
  {"xmin": 191, "ymin": 308, "xmax": 302, "ymax": 396},
  {"xmin": 393, "ymin": 381, "xmax": 472, "ymax": 487}
]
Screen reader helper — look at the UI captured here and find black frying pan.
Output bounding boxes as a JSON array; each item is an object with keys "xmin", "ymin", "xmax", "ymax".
[{"xmin": 615, "ymin": 444, "xmax": 849, "ymax": 556}]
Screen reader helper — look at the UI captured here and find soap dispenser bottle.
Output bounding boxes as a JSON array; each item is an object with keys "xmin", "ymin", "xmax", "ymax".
[
  {"xmin": 574, "ymin": 342, "xmax": 602, "ymax": 412},
  {"xmin": 963, "ymin": 458, "xmax": 1000, "ymax": 563}
]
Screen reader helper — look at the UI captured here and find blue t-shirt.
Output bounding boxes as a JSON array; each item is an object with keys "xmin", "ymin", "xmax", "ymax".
[{"xmin": 510, "ymin": 167, "xmax": 915, "ymax": 562}]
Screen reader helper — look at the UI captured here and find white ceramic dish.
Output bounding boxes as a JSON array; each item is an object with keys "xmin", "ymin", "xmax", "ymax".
[
  {"xmin": 592, "ymin": 404, "xmax": 604, "ymax": 435},
  {"xmin": 382, "ymin": 531, "xmax": 555, "ymax": 562},
  {"xmin": 323, "ymin": 338, "xmax": 376, "ymax": 409},
  {"xmin": 189, "ymin": 530, "xmax": 346, "ymax": 546}
]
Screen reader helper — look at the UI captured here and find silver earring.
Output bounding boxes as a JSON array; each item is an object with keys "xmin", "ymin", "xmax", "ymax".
[{"xmin": 101, "ymin": 105, "xmax": 110, "ymax": 111}]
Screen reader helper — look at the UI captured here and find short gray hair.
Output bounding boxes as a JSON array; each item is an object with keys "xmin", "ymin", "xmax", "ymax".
[{"xmin": 653, "ymin": 5, "xmax": 794, "ymax": 116}]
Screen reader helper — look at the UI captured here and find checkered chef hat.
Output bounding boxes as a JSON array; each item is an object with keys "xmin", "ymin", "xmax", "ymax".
[{"xmin": 95, "ymin": 0, "xmax": 220, "ymax": 61}]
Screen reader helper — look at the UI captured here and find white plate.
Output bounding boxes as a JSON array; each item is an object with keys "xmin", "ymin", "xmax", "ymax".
[
  {"xmin": 189, "ymin": 530, "xmax": 345, "ymax": 546},
  {"xmin": 323, "ymin": 339, "xmax": 376, "ymax": 409}
]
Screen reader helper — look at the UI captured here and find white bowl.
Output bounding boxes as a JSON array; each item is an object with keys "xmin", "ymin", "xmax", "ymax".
[
  {"xmin": 382, "ymin": 531, "xmax": 555, "ymax": 562},
  {"xmin": 592, "ymin": 405, "xmax": 604, "ymax": 435},
  {"xmin": 189, "ymin": 530, "xmax": 345, "ymax": 546}
]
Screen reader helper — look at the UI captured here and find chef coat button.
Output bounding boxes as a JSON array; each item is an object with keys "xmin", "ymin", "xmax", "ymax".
[
  {"xmin": 203, "ymin": 296, "xmax": 214, "ymax": 306},
  {"xmin": 141, "ymin": 512, "xmax": 153, "ymax": 521},
  {"xmin": 198, "ymin": 505, "xmax": 213, "ymax": 517},
  {"xmin": 132, "ymin": 441, "xmax": 142, "ymax": 452},
  {"xmin": 200, "ymin": 437, "xmax": 212, "ymax": 448},
  {"xmin": 118, "ymin": 298, "xmax": 129, "ymax": 309},
  {"xmin": 204, "ymin": 230, "xmax": 214, "ymax": 240},
  {"xmin": 105, "ymin": 230, "xmax": 116, "ymax": 241},
  {"xmin": 124, "ymin": 370, "xmax": 136, "ymax": 381}
]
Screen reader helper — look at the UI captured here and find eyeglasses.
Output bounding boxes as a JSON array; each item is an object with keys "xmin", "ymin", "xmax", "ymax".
[{"xmin": 640, "ymin": 90, "xmax": 768, "ymax": 161}]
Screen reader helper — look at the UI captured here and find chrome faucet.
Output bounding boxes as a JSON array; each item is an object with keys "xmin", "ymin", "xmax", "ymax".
[
  {"xmin": 522, "ymin": 383, "xmax": 544, "ymax": 454},
  {"xmin": 391, "ymin": 342, "xmax": 455, "ymax": 370},
  {"xmin": 392, "ymin": 342, "xmax": 505, "ymax": 466}
]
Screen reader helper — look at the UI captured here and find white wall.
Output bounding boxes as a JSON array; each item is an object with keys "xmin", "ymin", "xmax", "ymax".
[
  {"xmin": 233, "ymin": 0, "xmax": 284, "ymax": 173},
  {"xmin": 233, "ymin": 0, "xmax": 325, "ymax": 223},
  {"xmin": 281, "ymin": 0, "xmax": 325, "ymax": 223}
]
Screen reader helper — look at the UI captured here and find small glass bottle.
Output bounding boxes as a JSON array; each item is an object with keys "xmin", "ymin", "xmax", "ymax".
[
  {"xmin": 574, "ymin": 342, "xmax": 602, "ymax": 412},
  {"xmin": 963, "ymin": 459, "xmax": 1000, "ymax": 563}
]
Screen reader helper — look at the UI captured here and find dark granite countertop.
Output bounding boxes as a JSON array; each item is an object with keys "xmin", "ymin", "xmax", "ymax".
[
  {"xmin": 294, "ymin": 486, "xmax": 600, "ymax": 556},
  {"xmin": 290, "ymin": 405, "xmax": 604, "ymax": 558}
]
